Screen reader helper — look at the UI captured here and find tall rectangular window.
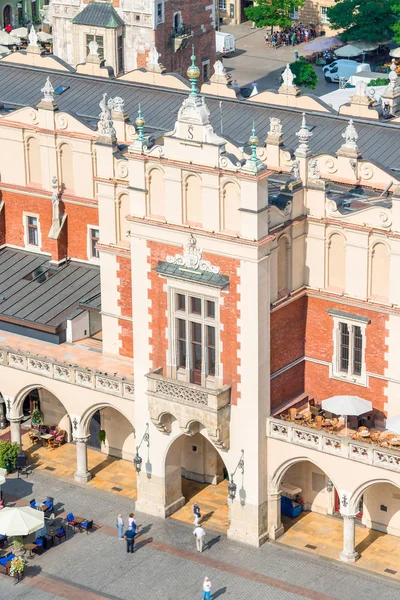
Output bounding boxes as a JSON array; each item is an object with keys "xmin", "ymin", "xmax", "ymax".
[
  {"xmin": 27, "ymin": 216, "xmax": 39, "ymax": 246},
  {"xmin": 172, "ymin": 291, "xmax": 218, "ymax": 384},
  {"xmin": 90, "ymin": 228, "xmax": 100, "ymax": 259},
  {"xmin": 86, "ymin": 34, "xmax": 104, "ymax": 59},
  {"xmin": 219, "ymin": 0, "xmax": 226, "ymax": 10},
  {"xmin": 333, "ymin": 318, "xmax": 366, "ymax": 384},
  {"xmin": 117, "ymin": 35, "xmax": 124, "ymax": 73},
  {"xmin": 320, "ymin": 6, "xmax": 329, "ymax": 23},
  {"xmin": 289, "ymin": 8, "xmax": 299, "ymax": 19}
]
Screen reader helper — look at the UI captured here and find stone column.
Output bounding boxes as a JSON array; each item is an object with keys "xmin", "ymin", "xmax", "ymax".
[
  {"xmin": 268, "ymin": 492, "xmax": 284, "ymax": 540},
  {"xmin": 340, "ymin": 515, "xmax": 359, "ymax": 563},
  {"xmin": 74, "ymin": 437, "xmax": 92, "ymax": 483},
  {"xmin": 9, "ymin": 417, "xmax": 23, "ymax": 447}
]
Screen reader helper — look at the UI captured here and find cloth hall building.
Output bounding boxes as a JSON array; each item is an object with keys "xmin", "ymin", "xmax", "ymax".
[{"xmin": 1, "ymin": 41, "xmax": 400, "ymax": 564}]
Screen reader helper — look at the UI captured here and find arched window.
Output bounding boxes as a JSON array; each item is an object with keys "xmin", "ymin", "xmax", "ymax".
[
  {"xmin": 117, "ymin": 193, "xmax": 130, "ymax": 242},
  {"xmin": 222, "ymin": 182, "xmax": 240, "ymax": 234},
  {"xmin": 59, "ymin": 143, "xmax": 74, "ymax": 191},
  {"xmin": 277, "ymin": 236, "xmax": 290, "ymax": 294},
  {"xmin": 370, "ymin": 243, "xmax": 390, "ymax": 300},
  {"xmin": 3, "ymin": 5, "xmax": 11, "ymax": 27},
  {"xmin": 148, "ymin": 168, "xmax": 165, "ymax": 219},
  {"xmin": 327, "ymin": 233, "xmax": 345, "ymax": 292},
  {"xmin": 184, "ymin": 175, "xmax": 202, "ymax": 226},
  {"xmin": 27, "ymin": 137, "xmax": 41, "ymax": 186}
]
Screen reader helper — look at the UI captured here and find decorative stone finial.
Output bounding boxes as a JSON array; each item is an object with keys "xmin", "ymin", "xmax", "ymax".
[
  {"xmin": 389, "ymin": 59, "xmax": 399, "ymax": 91},
  {"xmin": 136, "ymin": 104, "xmax": 145, "ymax": 142},
  {"xmin": 98, "ymin": 93, "xmax": 116, "ymax": 140},
  {"xmin": 282, "ymin": 63, "xmax": 295, "ymax": 87},
  {"xmin": 242, "ymin": 122, "xmax": 264, "ymax": 174},
  {"xmin": 108, "ymin": 96, "xmax": 124, "ymax": 114},
  {"xmin": 187, "ymin": 45, "xmax": 200, "ymax": 96},
  {"xmin": 41, "ymin": 76, "xmax": 54, "ymax": 102},
  {"xmin": 296, "ymin": 112, "xmax": 312, "ymax": 153},
  {"xmin": 28, "ymin": 25, "xmax": 38, "ymax": 47},
  {"xmin": 167, "ymin": 235, "xmax": 220, "ymax": 273},
  {"xmin": 269, "ymin": 116, "xmax": 282, "ymax": 138},
  {"xmin": 342, "ymin": 119, "xmax": 358, "ymax": 151}
]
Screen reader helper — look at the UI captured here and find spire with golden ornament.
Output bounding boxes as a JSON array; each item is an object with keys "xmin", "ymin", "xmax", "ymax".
[
  {"xmin": 136, "ymin": 104, "xmax": 145, "ymax": 142},
  {"xmin": 249, "ymin": 121, "xmax": 259, "ymax": 163},
  {"xmin": 187, "ymin": 45, "xmax": 200, "ymax": 96}
]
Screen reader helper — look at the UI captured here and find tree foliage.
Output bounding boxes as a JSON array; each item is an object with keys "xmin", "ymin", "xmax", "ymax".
[
  {"xmin": 245, "ymin": 0, "xmax": 304, "ymax": 29},
  {"xmin": 287, "ymin": 58, "xmax": 318, "ymax": 89},
  {"xmin": 327, "ymin": 0, "xmax": 396, "ymax": 43}
]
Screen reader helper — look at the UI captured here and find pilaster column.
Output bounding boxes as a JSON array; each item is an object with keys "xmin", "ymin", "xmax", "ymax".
[
  {"xmin": 340, "ymin": 515, "xmax": 359, "ymax": 563},
  {"xmin": 9, "ymin": 417, "xmax": 23, "ymax": 447},
  {"xmin": 74, "ymin": 436, "xmax": 92, "ymax": 483},
  {"xmin": 268, "ymin": 491, "xmax": 284, "ymax": 540}
]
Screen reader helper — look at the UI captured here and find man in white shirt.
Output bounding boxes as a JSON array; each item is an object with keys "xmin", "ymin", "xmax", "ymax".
[{"xmin": 193, "ymin": 525, "xmax": 206, "ymax": 552}]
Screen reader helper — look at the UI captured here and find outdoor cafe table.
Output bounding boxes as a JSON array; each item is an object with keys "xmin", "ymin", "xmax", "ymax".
[
  {"xmin": 23, "ymin": 543, "xmax": 37, "ymax": 558},
  {"xmin": 39, "ymin": 434, "xmax": 54, "ymax": 448}
]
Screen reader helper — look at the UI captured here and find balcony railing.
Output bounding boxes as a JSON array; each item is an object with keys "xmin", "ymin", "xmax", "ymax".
[
  {"xmin": 170, "ymin": 24, "xmax": 193, "ymax": 52},
  {"xmin": 267, "ymin": 417, "xmax": 400, "ymax": 474},
  {"xmin": 147, "ymin": 368, "xmax": 230, "ymax": 449}
]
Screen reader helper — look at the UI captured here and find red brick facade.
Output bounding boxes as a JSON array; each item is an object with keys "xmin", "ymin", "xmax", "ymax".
[
  {"xmin": 1, "ymin": 190, "xmax": 97, "ymax": 262},
  {"xmin": 270, "ymin": 294, "xmax": 389, "ymax": 417},
  {"xmin": 116, "ymin": 255, "xmax": 133, "ymax": 359},
  {"xmin": 147, "ymin": 240, "xmax": 241, "ymax": 403},
  {"xmin": 155, "ymin": 0, "xmax": 216, "ymax": 81}
]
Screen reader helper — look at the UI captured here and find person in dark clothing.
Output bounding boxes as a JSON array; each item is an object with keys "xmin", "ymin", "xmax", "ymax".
[{"xmin": 124, "ymin": 526, "xmax": 135, "ymax": 553}]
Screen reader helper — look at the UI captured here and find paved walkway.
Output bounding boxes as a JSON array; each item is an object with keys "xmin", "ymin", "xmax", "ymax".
[
  {"xmin": 279, "ymin": 512, "xmax": 400, "ymax": 581},
  {"xmin": 21, "ymin": 434, "xmax": 229, "ymax": 532},
  {"xmin": 2, "ymin": 471, "xmax": 400, "ymax": 599},
  {"xmin": 220, "ymin": 22, "xmax": 333, "ymax": 96}
]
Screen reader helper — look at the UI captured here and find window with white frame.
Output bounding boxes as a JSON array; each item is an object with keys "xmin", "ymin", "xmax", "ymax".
[
  {"xmin": 289, "ymin": 8, "xmax": 299, "ymax": 19},
  {"xmin": 88, "ymin": 227, "xmax": 100, "ymax": 260},
  {"xmin": 219, "ymin": 0, "xmax": 227, "ymax": 11},
  {"xmin": 331, "ymin": 313, "xmax": 368, "ymax": 385},
  {"xmin": 24, "ymin": 214, "xmax": 41, "ymax": 249},
  {"xmin": 157, "ymin": 1, "xmax": 164, "ymax": 24},
  {"xmin": 171, "ymin": 290, "xmax": 218, "ymax": 384},
  {"xmin": 320, "ymin": 6, "xmax": 329, "ymax": 23}
]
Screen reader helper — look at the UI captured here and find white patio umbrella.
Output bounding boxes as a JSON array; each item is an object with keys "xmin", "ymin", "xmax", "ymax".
[
  {"xmin": 12, "ymin": 27, "xmax": 28, "ymax": 38},
  {"xmin": 351, "ymin": 41, "xmax": 379, "ymax": 52},
  {"xmin": 37, "ymin": 31, "xmax": 52, "ymax": 43},
  {"xmin": 0, "ymin": 45, "xmax": 10, "ymax": 56},
  {"xmin": 390, "ymin": 47, "xmax": 400, "ymax": 58},
  {"xmin": 303, "ymin": 35, "xmax": 344, "ymax": 53},
  {"xmin": 0, "ymin": 507, "xmax": 44, "ymax": 536},
  {"xmin": 321, "ymin": 395, "xmax": 372, "ymax": 435},
  {"xmin": 334, "ymin": 44, "xmax": 363, "ymax": 58},
  {"xmin": 0, "ymin": 31, "xmax": 21, "ymax": 46},
  {"xmin": 386, "ymin": 416, "xmax": 400, "ymax": 435}
]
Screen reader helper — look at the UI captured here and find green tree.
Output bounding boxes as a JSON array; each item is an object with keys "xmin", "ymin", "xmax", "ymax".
[
  {"xmin": 286, "ymin": 58, "xmax": 318, "ymax": 89},
  {"xmin": 327, "ymin": 0, "xmax": 395, "ymax": 43},
  {"xmin": 244, "ymin": 0, "xmax": 304, "ymax": 30}
]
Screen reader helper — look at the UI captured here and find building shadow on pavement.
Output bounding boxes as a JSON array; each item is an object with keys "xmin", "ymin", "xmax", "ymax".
[{"xmin": 355, "ymin": 529, "xmax": 386, "ymax": 556}]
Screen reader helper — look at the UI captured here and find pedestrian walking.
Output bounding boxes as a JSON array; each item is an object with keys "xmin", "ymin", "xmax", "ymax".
[
  {"xmin": 193, "ymin": 502, "xmax": 201, "ymax": 526},
  {"xmin": 117, "ymin": 514, "xmax": 124, "ymax": 540},
  {"xmin": 202, "ymin": 577, "xmax": 212, "ymax": 600},
  {"xmin": 193, "ymin": 525, "xmax": 206, "ymax": 553},
  {"xmin": 128, "ymin": 512, "xmax": 136, "ymax": 529},
  {"xmin": 124, "ymin": 526, "xmax": 135, "ymax": 553}
]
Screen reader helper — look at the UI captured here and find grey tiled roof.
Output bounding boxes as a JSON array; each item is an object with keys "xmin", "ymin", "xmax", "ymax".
[
  {"xmin": 0, "ymin": 248, "xmax": 100, "ymax": 330},
  {"xmin": 72, "ymin": 2, "xmax": 124, "ymax": 28},
  {"xmin": 154, "ymin": 261, "xmax": 230, "ymax": 288},
  {"xmin": 0, "ymin": 62, "xmax": 399, "ymax": 168}
]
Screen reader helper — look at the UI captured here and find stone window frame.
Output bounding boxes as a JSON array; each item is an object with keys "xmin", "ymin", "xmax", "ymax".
[
  {"xmin": 87, "ymin": 224, "xmax": 100, "ymax": 264},
  {"xmin": 23, "ymin": 212, "xmax": 42, "ymax": 251},
  {"xmin": 167, "ymin": 281, "xmax": 221, "ymax": 388},
  {"xmin": 329, "ymin": 312, "xmax": 369, "ymax": 387},
  {"xmin": 156, "ymin": 0, "xmax": 164, "ymax": 25}
]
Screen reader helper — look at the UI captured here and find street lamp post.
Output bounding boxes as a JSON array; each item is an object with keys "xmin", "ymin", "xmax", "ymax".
[
  {"xmin": 133, "ymin": 423, "xmax": 150, "ymax": 474},
  {"xmin": 228, "ymin": 449, "xmax": 244, "ymax": 501}
]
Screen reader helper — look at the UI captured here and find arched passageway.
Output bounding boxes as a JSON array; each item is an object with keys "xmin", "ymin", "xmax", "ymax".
[{"xmin": 165, "ymin": 424, "xmax": 229, "ymax": 532}]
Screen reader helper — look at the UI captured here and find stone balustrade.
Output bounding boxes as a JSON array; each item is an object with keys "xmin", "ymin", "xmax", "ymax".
[
  {"xmin": 147, "ymin": 369, "xmax": 231, "ymax": 450},
  {"xmin": 0, "ymin": 346, "xmax": 134, "ymax": 400},
  {"xmin": 267, "ymin": 417, "xmax": 400, "ymax": 474}
]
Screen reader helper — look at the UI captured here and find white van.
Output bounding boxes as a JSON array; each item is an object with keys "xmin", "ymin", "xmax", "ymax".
[
  {"xmin": 324, "ymin": 61, "xmax": 371, "ymax": 83},
  {"xmin": 216, "ymin": 31, "xmax": 235, "ymax": 56},
  {"xmin": 323, "ymin": 59, "xmax": 358, "ymax": 74}
]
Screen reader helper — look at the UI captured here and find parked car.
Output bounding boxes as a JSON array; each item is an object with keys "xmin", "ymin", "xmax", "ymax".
[
  {"xmin": 216, "ymin": 31, "xmax": 235, "ymax": 56},
  {"xmin": 323, "ymin": 59, "xmax": 359, "ymax": 74},
  {"xmin": 324, "ymin": 61, "xmax": 371, "ymax": 83}
]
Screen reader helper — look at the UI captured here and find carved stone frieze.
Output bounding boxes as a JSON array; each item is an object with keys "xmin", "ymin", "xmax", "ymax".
[
  {"xmin": 96, "ymin": 376, "xmax": 122, "ymax": 394},
  {"xmin": 75, "ymin": 371, "xmax": 94, "ymax": 387},
  {"xmin": 155, "ymin": 379, "xmax": 208, "ymax": 406},
  {"xmin": 27, "ymin": 358, "xmax": 52, "ymax": 374}
]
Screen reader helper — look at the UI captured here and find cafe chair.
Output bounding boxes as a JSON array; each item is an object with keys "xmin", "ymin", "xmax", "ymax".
[
  {"xmin": 80, "ymin": 520, "xmax": 93, "ymax": 535},
  {"xmin": 54, "ymin": 527, "xmax": 66, "ymax": 544},
  {"xmin": 29, "ymin": 499, "xmax": 36, "ymax": 509},
  {"xmin": 66, "ymin": 512, "xmax": 78, "ymax": 531}
]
